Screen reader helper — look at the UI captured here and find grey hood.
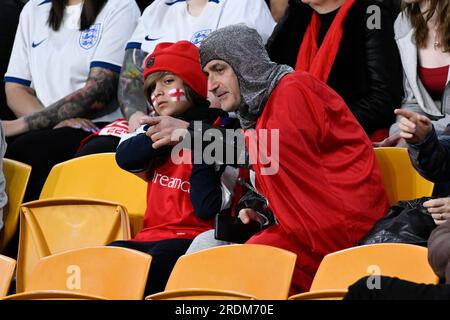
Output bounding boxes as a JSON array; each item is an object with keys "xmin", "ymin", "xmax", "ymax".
[{"xmin": 199, "ymin": 24, "xmax": 293, "ymax": 129}]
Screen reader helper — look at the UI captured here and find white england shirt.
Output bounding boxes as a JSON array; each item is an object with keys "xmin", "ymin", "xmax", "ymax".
[
  {"xmin": 126, "ymin": 0, "xmax": 276, "ymax": 54},
  {"xmin": 4, "ymin": 0, "xmax": 140, "ymax": 123}
]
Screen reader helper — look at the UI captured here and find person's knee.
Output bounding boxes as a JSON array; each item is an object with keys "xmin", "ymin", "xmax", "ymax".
[
  {"xmin": 185, "ymin": 229, "xmax": 230, "ymax": 254},
  {"xmin": 74, "ymin": 136, "xmax": 119, "ymax": 158}
]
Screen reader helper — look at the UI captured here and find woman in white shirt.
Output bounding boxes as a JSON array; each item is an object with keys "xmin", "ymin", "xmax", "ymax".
[{"xmin": 2, "ymin": 0, "xmax": 140, "ymax": 201}]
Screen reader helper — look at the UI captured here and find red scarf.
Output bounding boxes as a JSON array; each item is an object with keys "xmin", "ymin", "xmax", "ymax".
[{"xmin": 295, "ymin": 0, "xmax": 356, "ymax": 82}]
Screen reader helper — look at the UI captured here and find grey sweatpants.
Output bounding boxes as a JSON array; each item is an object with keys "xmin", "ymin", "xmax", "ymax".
[{"xmin": 185, "ymin": 229, "xmax": 233, "ymax": 254}]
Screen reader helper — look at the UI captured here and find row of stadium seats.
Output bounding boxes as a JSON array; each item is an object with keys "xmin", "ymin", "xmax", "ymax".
[
  {"xmin": 1, "ymin": 146, "xmax": 435, "ymax": 252},
  {"xmin": 0, "ymin": 147, "xmax": 437, "ymax": 299},
  {"xmin": 0, "ymin": 242, "xmax": 438, "ymax": 300}
]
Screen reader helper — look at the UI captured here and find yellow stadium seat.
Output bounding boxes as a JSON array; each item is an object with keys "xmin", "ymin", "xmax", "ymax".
[
  {"xmin": 0, "ymin": 254, "xmax": 16, "ymax": 298},
  {"xmin": 2, "ymin": 290, "xmax": 107, "ymax": 300},
  {"xmin": 16, "ymin": 198, "xmax": 131, "ymax": 292},
  {"xmin": 146, "ymin": 288, "xmax": 257, "ymax": 300},
  {"xmin": 374, "ymin": 147, "xmax": 434, "ymax": 205},
  {"xmin": 147, "ymin": 244, "xmax": 297, "ymax": 300},
  {"xmin": 288, "ymin": 243, "xmax": 438, "ymax": 300},
  {"xmin": 288, "ymin": 289, "xmax": 347, "ymax": 300},
  {"xmin": 0, "ymin": 158, "xmax": 31, "ymax": 252},
  {"xmin": 14, "ymin": 247, "xmax": 151, "ymax": 300},
  {"xmin": 39, "ymin": 153, "xmax": 147, "ymax": 236}
]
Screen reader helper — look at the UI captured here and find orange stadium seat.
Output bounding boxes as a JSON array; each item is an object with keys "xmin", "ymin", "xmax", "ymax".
[
  {"xmin": 16, "ymin": 198, "xmax": 130, "ymax": 292},
  {"xmin": 0, "ymin": 158, "xmax": 31, "ymax": 252},
  {"xmin": 374, "ymin": 147, "xmax": 434, "ymax": 205},
  {"xmin": 147, "ymin": 244, "xmax": 296, "ymax": 300},
  {"xmin": 39, "ymin": 153, "xmax": 147, "ymax": 236},
  {"xmin": 7, "ymin": 246, "xmax": 151, "ymax": 300},
  {"xmin": 289, "ymin": 243, "xmax": 438, "ymax": 300},
  {"xmin": 0, "ymin": 254, "xmax": 16, "ymax": 298}
]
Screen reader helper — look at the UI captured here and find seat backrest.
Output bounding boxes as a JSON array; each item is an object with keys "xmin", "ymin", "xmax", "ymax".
[
  {"xmin": 16, "ymin": 198, "xmax": 131, "ymax": 292},
  {"xmin": 0, "ymin": 254, "xmax": 16, "ymax": 297},
  {"xmin": 39, "ymin": 153, "xmax": 147, "ymax": 236},
  {"xmin": 310, "ymin": 243, "xmax": 439, "ymax": 291},
  {"xmin": 2, "ymin": 290, "xmax": 107, "ymax": 300},
  {"xmin": 24, "ymin": 247, "xmax": 152, "ymax": 300},
  {"xmin": 147, "ymin": 288, "xmax": 257, "ymax": 300},
  {"xmin": 374, "ymin": 147, "xmax": 434, "ymax": 205},
  {"xmin": 288, "ymin": 289, "xmax": 347, "ymax": 300},
  {"xmin": 0, "ymin": 159, "xmax": 31, "ymax": 252},
  {"xmin": 165, "ymin": 244, "xmax": 297, "ymax": 300}
]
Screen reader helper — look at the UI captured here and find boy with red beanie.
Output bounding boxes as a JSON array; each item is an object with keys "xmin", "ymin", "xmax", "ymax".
[{"xmin": 113, "ymin": 41, "xmax": 236, "ymax": 295}]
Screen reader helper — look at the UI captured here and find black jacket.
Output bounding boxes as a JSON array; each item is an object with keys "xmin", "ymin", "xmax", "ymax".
[
  {"xmin": 375, "ymin": 0, "xmax": 401, "ymax": 20},
  {"xmin": 266, "ymin": 0, "xmax": 403, "ymax": 135}
]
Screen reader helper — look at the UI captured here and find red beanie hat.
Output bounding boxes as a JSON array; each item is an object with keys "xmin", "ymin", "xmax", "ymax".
[{"xmin": 143, "ymin": 41, "xmax": 207, "ymax": 98}]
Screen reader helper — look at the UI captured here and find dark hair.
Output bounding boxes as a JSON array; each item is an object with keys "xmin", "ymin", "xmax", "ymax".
[
  {"xmin": 48, "ymin": 0, "xmax": 108, "ymax": 32},
  {"xmin": 403, "ymin": 0, "xmax": 450, "ymax": 52},
  {"xmin": 144, "ymin": 71, "xmax": 210, "ymax": 111}
]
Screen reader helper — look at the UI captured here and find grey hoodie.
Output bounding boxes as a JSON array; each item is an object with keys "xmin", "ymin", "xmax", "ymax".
[
  {"xmin": 199, "ymin": 24, "xmax": 292, "ymax": 129},
  {"xmin": 390, "ymin": 11, "xmax": 450, "ymax": 135}
]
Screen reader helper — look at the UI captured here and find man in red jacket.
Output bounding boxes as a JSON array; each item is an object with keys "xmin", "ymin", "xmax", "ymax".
[{"xmin": 143, "ymin": 24, "xmax": 389, "ymax": 293}]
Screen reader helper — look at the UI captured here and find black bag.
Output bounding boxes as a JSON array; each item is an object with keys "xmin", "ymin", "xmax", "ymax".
[
  {"xmin": 214, "ymin": 214, "xmax": 263, "ymax": 244},
  {"xmin": 214, "ymin": 188, "xmax": 274, "ymax": 244},
  {"xmin": 358, "ymin": 197, "xmax": 438, "ymax": 247}
]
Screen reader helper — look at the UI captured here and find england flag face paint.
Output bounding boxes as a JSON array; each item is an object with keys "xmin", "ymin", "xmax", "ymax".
[
  {"xmin": 151, "ymin": 93, "xmax": 158, "ymax": 108},
  {"xmin": 168, "ymin": 88, "xmax": 187, "ymax": 103},
  {"xmin": 148, "ymin": 74, "xmax": 191, "ymax": 116}
]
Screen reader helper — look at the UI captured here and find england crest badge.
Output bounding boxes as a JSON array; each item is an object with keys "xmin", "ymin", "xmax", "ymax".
[
  {"xmin": 191, "ymin": 29, "xmax": 212, "ymax": 47},
  {"xmin": 79, "ymin": 23, "xmax": 102, "ymax": 50}
]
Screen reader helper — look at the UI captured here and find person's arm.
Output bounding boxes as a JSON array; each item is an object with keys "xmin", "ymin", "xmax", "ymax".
[
  {"xmin": 427, "ymin": 219, "xmax": 450, "ymax": 281},
  {"xmin": 4, "ymin": 83, "xmax": 44, "ymax": 117},
  {"xmin": 408, "ymin": 127, "xmax": 450, "ymax": 183},
  {"xmin": 390, "ymin": 103, "xmax": 450, "ymax": 137},
  {"xmin": 423, "ymin": 197, "xmax": 450, "ymax": 226},
  {"xmin": 394, "ymin": 108, "xmax": 450, "ymax": 182},
  {"xmin": 115, "ymin": 124, "xmax": 171, "ymax": 181},
  {"xmin": 270, "ymin": 0, "xmax": 289, "ymax": 22},
  {"xmin": 117, "ymin": 48, "xmax": 149, "ymax": 132},
  {"xmin": 187, "ymin": 120, "xmax": 249, "ymax": 168},
  {"xmin": 142, "ymin": 116, "xmax": 249, "ymax": 167},
  {"xmin": 116, "ymin": 0, "xmax": 156, "ymax": 131},
  {"xmin": 384, "ymin": 71, "xmax": 449, "ymax": 146},
  {"xmin": 348, "ymin": 5, "xmax": 403, "ymax": 134},
  {"xmin": 189, "ymin": 163, "xmax": 225, "ymax": 220},
  {"xmin": 2, "ymin": 66, "xmax": 119, "ymax": 137}
]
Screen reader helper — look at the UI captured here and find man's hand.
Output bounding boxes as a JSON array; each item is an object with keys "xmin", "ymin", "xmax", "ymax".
[
  {"xmin": 238, "ymin": 208, "xmax": 266, "ymax": 225},
  {"xmin": 54, "ymin": 118, "xmax": 99, "ymax": 133},
  {"xmin": 128, "ymin": 111, "xmax": 147, "ymax": 132},
  {"xmin": 141, "ymin": 116, "xmax": 189, "ymax": 149},
  {"xmin": 2, "ymin": 118, "xmax": 28, "ymax": 137},
  {"xmin": 372, "ymin": 132, "xmax": 407, "ymax": 148},
  {"xmin": 394, "ymin": 108, "xmax": 432, "ymax": 144},
  {"xmin": 423, "ymin": 198, "xmax": 450, "ymax": 225}
]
